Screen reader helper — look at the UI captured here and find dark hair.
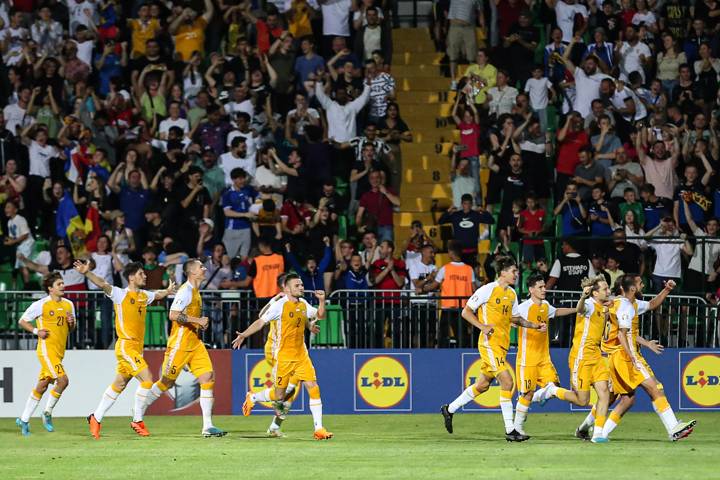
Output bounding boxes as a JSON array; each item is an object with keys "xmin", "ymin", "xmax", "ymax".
[
  {"xmin": 123, "ymin": 261, "xmax": 145, "ymax": 280},
  {"xmin": 43, "ymin": 272, "xmax": 62, "ymax": 293},
  {"xmin": 284, "ymin": 272, "xmax": 301, "ymax": 284},
  {"xmin": 461, "ymin": 193, "xmax": 473, "ymax": 203},
  {"xmin": 495, "ymin": 256, "xmax": 516, "ymax": 273},
  {"xmin": 448, "ymin": 241, "xmax": 462, "ymax": 258},
  {"xmin": 640, "ymin": 183, "xmax": 655, "ymax": 194},
  {"xmin": 236, "ymin": 112, "xmax": 251, "ymax": 123},
  {"xmin": 276, "ymin": 273, "xmax": 287, "ymax": 288},
  {"xmin": 527, "ymin": 272, "xmax": 545, "ymax": 289},
  {"xmin": 231, "ymin": 167, "xmax": 247, "ymax": 180},
  {"xmin": 381, "ymin": 240, "xmax": 395, "ymax": 251},
  {"xmin": 617, "ymin": 274, "xmax": 638, "ymax": 296},
  {"xmin": 231, "ymin": 136, "xmax": 246, "ymax": 148}
]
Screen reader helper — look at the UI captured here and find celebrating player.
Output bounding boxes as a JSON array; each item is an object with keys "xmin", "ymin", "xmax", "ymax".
[
  {"xmin": 142, "ymin": 259, "xmax": 226, "ymax": 437},
  {"xmin": 576, "ymin": 275, "xmax": 696, "ymax": 441},
  {"xmin": 78, "ymin": 260, "xmax": 176, "ymax": 438},
  {"xmin": 234, "ymin": 272, "xmax": 332, "ymax": 440},
  {"xmin": 512, "ymin": 273, "xmax": 577, "ymax": 436},
  {"xmin": 440, "ymin": 256, "xmax": 547, "ymax": 442},
  {"xmin": 16, "ymin": 273, "xmax": 75, "ymax": 436}
]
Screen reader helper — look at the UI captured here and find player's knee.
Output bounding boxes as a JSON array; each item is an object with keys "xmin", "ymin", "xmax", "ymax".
[
  {"xmin": 160, "ymin": 377, "xmax": 175, "ymax": 389},
  {"xmin": 57, "ymin": 375, "xmax": 69, "ymax": 389}
]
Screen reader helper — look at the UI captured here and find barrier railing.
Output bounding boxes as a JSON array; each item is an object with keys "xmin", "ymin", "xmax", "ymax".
[{"xmin": 0, "ymin": 289, "xmax": 716, "ymax": 350}]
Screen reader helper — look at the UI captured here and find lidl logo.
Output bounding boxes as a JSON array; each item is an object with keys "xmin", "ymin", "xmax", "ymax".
[
  {"xmin": 242, "ymin": 353, "xmax": 305, "ymax": 413},
  {"xmin": 463, "ymin": 355, "xmax": 516, "ymax": 409},
  {"xmin": 354, "ymin": 353, "xmax": 412, "ymax": 411},
  {"xmin": 681, "ymin": 354, "xmax": 720, "ymax": 408},
  {"xmin": 248, "ymin": 357, "xmax": 275, "ymax": 409}
]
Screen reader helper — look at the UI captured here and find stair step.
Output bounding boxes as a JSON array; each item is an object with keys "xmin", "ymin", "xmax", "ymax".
[
  {"xmin": 393, "ymin": 51, "xmax": 446, "ymax": 66},
  {"xmin": 402, "ymin": 142, "xmax": 452, "ymax": 157},
  {"xmin": 393, "ymin": 211, "xmax": 436, "ymax": 226},
  {"xmin": 392, "ymin": 28, "xmax": 434, "ymax": 43},
  {"xmin": 401, "ymin": 183, "xmax": 452, "ymax": 200},
  {"xmin": 411, "ymin": 130, "xmax": 459, "ymax": 143},
  {"xmin": 400, "ymin": 76, "xmax": 454, "ymax": 92},
  {"xmin": 395, "ymin": 90, "xmax": 453, "ymax": 104},
  {"xmin": 400, "ymin": 197, "xmax": 452, "ymax": 212},
  {"xmin": 402, "ymin": 154, "xmax": 449, "ymax": 170},
  {"xmin": 391, "ymin": 64, "xmax": 445, "ymax": 77},
  {"xmin": 400, "ymin": 103, "xmax": 453, "ymax": 118},
  {"xmin": 403, "ymin": 165, "xmax": 451, "ymax": 184}
]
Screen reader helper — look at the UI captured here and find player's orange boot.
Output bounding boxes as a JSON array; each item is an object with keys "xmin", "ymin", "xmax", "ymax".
[
  {"xmin": 130, "ymin": 421, "xmax": 150, "ymax": 437},
  {"xmin": 313, "ymin": 428, "xmax": 333, "ymax": 440},
  {"xmin": 242, "ymin": 392, "xmax": 254, "ymax": 416},
  {"xmin": 87, "ymin": 414, "xmax": 101, "ymax": 439}
]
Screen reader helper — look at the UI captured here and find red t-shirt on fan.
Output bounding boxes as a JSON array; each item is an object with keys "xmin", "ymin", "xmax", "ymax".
[
  {"xmin": 556, "ymin": 130, "xmax": 589, "ymax": 175},
  {"xmin": 371, "ymin": 258, "xmax": 407, "ymax": 303},
  {"xmin": 520, "ymin": 208, "xmax": 545, "ymax": 245},
  {"xmin": 458, "ymin": 122, "xmax": 480, "ymax": 158}
]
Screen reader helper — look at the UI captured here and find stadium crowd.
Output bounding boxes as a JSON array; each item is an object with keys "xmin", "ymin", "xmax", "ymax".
[{"xmin": 0, "ymin": 0, "xmax": 718, "ymax": 348}]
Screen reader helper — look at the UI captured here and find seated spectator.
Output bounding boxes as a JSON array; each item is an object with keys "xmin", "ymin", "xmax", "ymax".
[
  {"xmin": 605, "ymin": 254, "xmax": 624, "ymax": 288},
  {"xmin": 618, "ymin": 188, "xmax": 645, "ymax": 228},
  {"xmin": 606, "ymin": 147, "xmax": 644, "ymax": 199},
  {"xmin": 573, "ymin": 147, "xmax": 605, "ymax": 204}
]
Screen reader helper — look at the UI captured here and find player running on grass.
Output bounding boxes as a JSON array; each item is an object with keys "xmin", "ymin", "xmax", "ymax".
[
  {"xmin": 573, "ymin": 275, "xmax": 695, "ymax": 441},
  {"xmin": 511, "ymin": 273, "xmax": 577, "ymax": 436},
  {"xmin": 16, "ymin": 273, "xmax": 75, "ymax": 436},
  {"xmin": 141, "ymin": 259, "xmax": 226, "ymax": 437},
  {"xmin": 440, "ymin": 256, "xmax": 547, "ymax": 442},
  {"xmin": 233, "ymin": 272, "xmax": 332, "ymax": 440},
  {"xmin": 78, "ymin": 260, "xmax": 176, "ymax": 438}
]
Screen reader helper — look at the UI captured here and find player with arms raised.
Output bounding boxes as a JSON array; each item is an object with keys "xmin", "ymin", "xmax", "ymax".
[
  {"xmin": 440, "ymin": 257, "xmax": 547, "ymax": 441},
  {"xmin": 234, "ymin": 273, "xmax": 332, "ymax": 440},
  {"xmin": 78, "ymin": 260, "xmax": 176, "ymax": 438},
  {"xmin": 142, "ymin": 259, "xmax": 226, "ymax": 437},
  {"xmin": 16, "ymin": 273, "xmax": 75, "ymax": 436}
]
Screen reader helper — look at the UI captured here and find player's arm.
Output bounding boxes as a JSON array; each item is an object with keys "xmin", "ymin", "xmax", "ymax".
[
  {"xmin": 74, "ymin": 259, "xmax": 112, "ymax": 296},
  {"xmin": 555, "ymin": 307, "xmax": 577, "ymax": 316},
  {"xmin": 510, "ymin": 316, "xmax": 548, "ymax": 332},
  {"xmin": 575, "ymin": 286, "xmax": 592, "ymax": 315},
  {"xmin": 169, "ymin": 309, "xmax": 208, "ymax": 329},
  {"xmin": 313, "ymin": 290, "xmax": 326, "ymax": 320},
  {"xmin": 152, "ymin": 279, "xmax": 177, "ymax": 300},
  {"xmin": 647, "ymin": 279, "xmax": 675, "ymax": 311},
  {"xmin": 461, "ymin": 305, "xmax": 493, "ymax": 336},
  {"xmin": 617, "ymin": 326, "xmax": 643, "ymax": 365},
  {"xmin": 232, "ymin": 318, "xmax": 265, "ymax": 349},
  {"xmin": 635, "ymin": 335, "xmax": 664, "ymax": 354},
  {"xmin": 18, "ymin": 301, "xmax": 49, "ymax": 338}
]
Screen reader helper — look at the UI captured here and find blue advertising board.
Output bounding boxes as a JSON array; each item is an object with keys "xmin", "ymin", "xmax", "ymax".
[{"xmin": 231, "ymin": 349, "xmax": 720, "ymax": 415}]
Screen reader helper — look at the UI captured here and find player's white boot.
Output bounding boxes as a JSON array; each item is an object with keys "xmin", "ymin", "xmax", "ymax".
[{"xmin": 670, "ymin": 420, "xmax": 696, "ymax": 441}]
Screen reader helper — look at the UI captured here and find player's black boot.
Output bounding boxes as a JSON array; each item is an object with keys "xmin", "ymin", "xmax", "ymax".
[
  {"xmin": 505, "ymin": 429, "xmax": 530, "ymax": 442},
  {"xmin": 440, "ymin": 404, "xmax": 453, "ymax": 433}
]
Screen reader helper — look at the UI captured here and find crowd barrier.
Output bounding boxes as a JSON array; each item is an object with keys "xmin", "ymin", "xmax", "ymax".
[{"xmin": 1, "ymin": 349, "xmax": 717, "ymax": 417}]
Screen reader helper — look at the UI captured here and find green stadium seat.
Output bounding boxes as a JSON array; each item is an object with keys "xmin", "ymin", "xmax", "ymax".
[
  {"xmin": 314, "ymin": 304, "xmax": 344, "ymax": 347},
  {"xmin": 338, "ymin": 215, "xmax": 348, "ymax": 240},
  {"xmin": 144, "ymin": 306, "xmax": 168, "ymax": 346}
]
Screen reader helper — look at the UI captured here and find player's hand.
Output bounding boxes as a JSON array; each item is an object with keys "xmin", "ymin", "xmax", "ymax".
[
  {"xmin": 314, "ymin": 290, "xmax": 326, "ymax": 301},
  {"xmin": 647, "ymin": 340, "xmax": 664, "ymax": 355},
  {"xmin": 581, "ymin": 286, "xmax": 592, "ymax": 298},
  {"xmin": 664, "ymin": 280, "xmax": 676, "ymax": 291},
  {"xmin": 66, "ymin": 313, "xmax": 76, "ymax": 329},
  {"xmin": 536, "ymin": 322, "xmax": 547, "ymax": 333},
  {"xmin": 479, "ymin": 324, "xmax": 494, "ymax": 337},
  {"xmin": 197, "ymin": 316, "xmax": 209, "ymax": 330},
  {"xmin": 73, "ymin": 259, "xmax": 90, "ymax": 274},
  {"xmin": 309, "ymin": 320, "xmax": 320, "ymax": 334},
  {"xmin": 37, "ymin": 329, "xmax": 50, "ymax": 339},
  {"xmin": 231, "ymin": 331, "xmax": 245, "ymax": 349},
  {"xmin": 166, "ymin": 279, "xmax": 177, "ymax": 295}
]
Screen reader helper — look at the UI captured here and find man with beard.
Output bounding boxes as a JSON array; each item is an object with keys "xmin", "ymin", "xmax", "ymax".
[{"xmin": 561, "ymin": 38, "xmax": 612, "ymax": 119}]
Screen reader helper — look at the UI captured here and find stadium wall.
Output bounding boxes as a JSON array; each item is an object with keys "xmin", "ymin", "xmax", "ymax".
[{"xmin": 0, "ymin": 349, "xmax": 717, "ymax": 417}]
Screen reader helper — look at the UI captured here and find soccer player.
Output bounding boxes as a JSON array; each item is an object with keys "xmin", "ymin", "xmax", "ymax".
[
  {"xmin": 576, "ymin": 275, "xmax": 696, "ymax": 441},
  {"xmin": 16, "ymin": 273, "xmax": 75, "ymax": 436},
  {"xmin": 512, "ymin": 273, "xmax": 577, "ymax": 435},
  {"xmin": 233, "ymin": 273, "xmax": 332, "ymax": 440},
  {"xmin": 142, "ymin": 258, "xmax": 226, "ymax": 437},
  {"xmin": 440, "ymin": 256, "xmax": 547, "ymax": 442},
  {"xmin": 78, "ymin": 260, "xmax": 176, "ymax": 438}
]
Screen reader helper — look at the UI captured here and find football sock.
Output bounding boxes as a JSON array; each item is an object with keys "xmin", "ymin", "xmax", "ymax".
[
  {"xmin": 94, "ymin": 384, "xmax": 122, "ymax": 422},
  {"xmin": 308, "ymin": 385, "xmax": 323, "ymax": 431},
  {"xmin": 579, "ymin": 405, "xmax": 596, "ymax": 431},
  {"xmin": 285, "ymin": 383, "xmax": 297, "ymax": 402},
  {"xmin": 269, "ymin": 416, "xmax": 284, "ymax": 431},
  {"xmin": 20, "ymin": 389, "xmax": 42, "ymax": 422},
  {"xmin": 652, "ymin": 397, "xmax": 678, "ymax": 433},
  {"xmin": 602, "ymin": 411, "xmax": 622, "ymax": 437},
  {"xmin": 251, "ymin": 388, "xmax": 272, "ymax": 403},
  {"xmin": 592, "ymin": 415, "xmax": 606, "ymax": 439},
  {"xmin": 133, "ymin": 381, "xmax": 153, "ymax": 422},
  {"xmin": 448, "ymin": 385, "xmax": 480, "ymax": 414},
  {"xmin": 200, "ymin": 382, "xmax": 214, "ymax": 430},
  {"xmin": 555, "ymin": 387, "xmax": 568, "ymax": 401},
  {"xmin": 513, "ymin": 396, "xmax": 531, "ymax": 433},
  {"xmin": 499, "ymin": 390, "xmax": 515, "ymax": 434},
  {"xmin": 44, "ymin": 388, "xmax": 62, "ymax": 414},
  {"xmin": 145, "ymin": 381, "xmax": 168, "ymax": 409}
]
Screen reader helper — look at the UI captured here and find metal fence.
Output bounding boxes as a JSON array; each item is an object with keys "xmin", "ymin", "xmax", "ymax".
[{"xmin": 0, "ymin": 289, "xmax": 716, "ymax": 351}]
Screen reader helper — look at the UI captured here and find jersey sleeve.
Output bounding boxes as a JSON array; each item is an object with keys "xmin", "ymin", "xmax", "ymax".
[
  {"xmin": 66, "ymin": 299, "xmax": 76, "ymax": 319},
  {"xmin": 434, "ymin": 266, "xmax": 446, "ymax": 283},
  {"xmin": 636, "ymin": 300, "xmax": 650, "ymax": 316},
  {"xmin": 517, "ymin": 300, "xmax": 531, "ymax": 320},
  {"xmin": 19, "ymin": 298, "xmax": 45, "ymax": 324},
  {"xmin": 617, "ymin": 302, "xmax": 635, "ymax": 329},
  {"xmin": 260, "ymin": 299, "xmax": 284, "ymax": 324},
  {"xmin": 107, "ymin": 286, "xmax": 126, "ymax": 304},
  {"xmin": 143, "ymin": 290, "xmax": 157, "ymax": 305},
  {"xmin": 466, "ymin": 283, "xmax": 493, "ymax": 312},
  {"xmin": 302, "ymin": 298, "xmax": 319, "ymax": 320},
  {"xmin": 582, "ymin": 299, "xmax": 595, "ymax": 318},
  {"xmin": 169, "ymin": 285, "xmax": 192, "ymax": 312},
  {"xmin": 546, "ymin": 301, "xmax": 557, "ymax": 319}
]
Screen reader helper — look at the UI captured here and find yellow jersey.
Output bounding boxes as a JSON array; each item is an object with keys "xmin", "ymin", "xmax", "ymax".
[
  {"xmin": 109, "ymin": 286, "xmax": 156, "ymax": 344},
  {"xmin": 466, "ymin": 281, "xmax": 519, "ymax": 352},
  {"xmin": 570, "ymin": 299, "xmax": 607, "ymax": 363},
  {"xmin": 168, "ymin": 282, "xmax": 203, "ymax": 352},
  {"xmin": 516, "ymin": 299, "xmax": 556, "ymax": 366},
  {"xmin": 20, "ymin": 295, "xmax": 75, "ymax": 357},
  {"xmin": 128, "ymin": 18, "xmax": 160, "ymax": 56},
  {"xmin": 260, "ymin": 296, "xmax": 318, "ymax": 363},
  {"xmin": 604, "ymin": 297, "xmax": 650, "ymax": 360},
  {"xmin": 174, "ymin": 18, "xmax": 207, "ymax": 62}
]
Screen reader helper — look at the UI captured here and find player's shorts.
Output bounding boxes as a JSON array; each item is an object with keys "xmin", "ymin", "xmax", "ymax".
[
  {"xmin": 116, "ymin": 339, "xmax": 149, "ymax": 378},
  {"xmin": 264, "ymin": 343, "xmax": 274, "ymax": 367},
  {"xmin": 162, "ymin": 343, "xmax": 213, "ymax": 381},
  {"xmin": 273, "ymin": 355, "xmax": 316, "ymax": 389},
  {"xmin": 516, "ymin": 359, "xmax": 559, "ymax": 394},
  {"xmin": 569, "ymin": 355, "xmax": 610, "ymax": 392},
  {"xmin": 477, "ymin": 344, "xmax": 512, "ymax": 380},
  {"xmin": 609, "ymin": 351, "xmax": 655, "ymax": 395},
  {"xmin": 36, "ymin": 348, "xmax": 65, "ymax": 381}
]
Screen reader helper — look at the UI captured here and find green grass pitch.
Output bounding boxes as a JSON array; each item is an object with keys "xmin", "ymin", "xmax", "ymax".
[{"xmin": 1, "ymin": 413, "xmax": 718, "ymax": 479}]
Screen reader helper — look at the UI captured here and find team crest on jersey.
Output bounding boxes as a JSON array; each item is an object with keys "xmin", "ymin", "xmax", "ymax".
[
  {"xmin": 289, "ymin": 312, "xmax": 294, "ymax": 318},
  {"xmin": 681, "ymin": 354, "xmax": 720, "ymax": 409},
  {"xmin": 130, "ymin": 298, "xmax": 136, "ymax": 304},
  {"xmin": 354, "ymin": 353, "xmax": 412, "ymax": 411},
  {"xmin": 49, "ymin": 310, "xmax": 54, "ymax": 316}
]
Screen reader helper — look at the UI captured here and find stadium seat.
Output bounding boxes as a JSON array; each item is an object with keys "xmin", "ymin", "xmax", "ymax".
[
  {"xmin": 144, "ymin": 306, "xmax": 168, "ymax": 347},
  {"xmin": 315, "ymin": 304, "xmax": 344, "ymax": 347}
]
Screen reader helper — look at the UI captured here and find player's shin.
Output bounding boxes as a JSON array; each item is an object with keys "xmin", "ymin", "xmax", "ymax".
[
  {"xmin": 652, "ymin": 396, "xmax": 679, "ymax": 434},
  {"xmin": 94, "ymin": 384, "xmax": 122, "ymax": 422},
  {"xmin": 579, "ymin": 405, "xmax": 597, "ymax": 431},
  {"xmin": 20, "ymin": 389, "xmax": 42, "ymax": 423},
  {"xmin": 448, "ymin": 385, "xmax": 481, "ymax": 414},
  {"xmin": 308, "ymin": 385, "xmax": 323, "ymax": 431},
  {"xmin": 200, "ymin": 382, "xmax": 215, "ymax": 430},
  {"xmin": 145, "ymin": 381, "xmax": 168, "ymax": 408},
  {"xmin": 133, "ymin": 381, "xmax": 153, "ymax": 422},
  {"xmin": 44, "ymin": 388, "xmax": 62, "ymax": 415},
  {"xmin": 250, "ymin": 388, "xmax": 273, "ymax": 403},
  {"xmin": 513, "ymin": 396, "xmax": 531, "ymax": 434},
  {"xmin": 602, "ymin": 411, "xmax": 622, "ymax": 437},
  {"xmin": 499, "ymin": 390, "xmax": 515, "ymax": 434}
]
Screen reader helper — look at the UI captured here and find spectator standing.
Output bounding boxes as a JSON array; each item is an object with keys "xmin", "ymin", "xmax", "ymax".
[
  {"xmin": 573, "ymin": 147, "xmax": 605, "ymax": 203},
  {"xmin": 320, "ymin": 0, "xmax": 352, "ymax": 56},
  {"xmin": 518, "ymin": 193, "xmax": 545, "ymax": 263},
  {"xmin": 438, "ymin": 194, "xmax": 493, "ymax": 267},
  {"xmin": 607, "ymin": 228, "xmax": 644, "ymax": 277},
  {"xmin": 553, "ymin": 182, "xmax": 587, "ymax": 238},
  {"xmin": 647, "ymin": 217, "xmax": 693, "ymax": 292},
  {"xmin": 370, "ymin": 240, "xmax": 407, "ymax": 348},
  {"xmin": 447, "ymin": 0, "xmax": 483, "ymax": 90},
  {"xmin": 222, "ymin": 168, "xmax": 257, "ymax": 260},
  {"xmin": 356, "ymin": 170, "xmax": 400, "ymax": 242},
  {"xmin": 545, "ymin": 239, "xmax": 594, "ymax": 291},
  {"xmin": 682, "ymin": 200, "xmax": 720, "ymax": 294}
]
